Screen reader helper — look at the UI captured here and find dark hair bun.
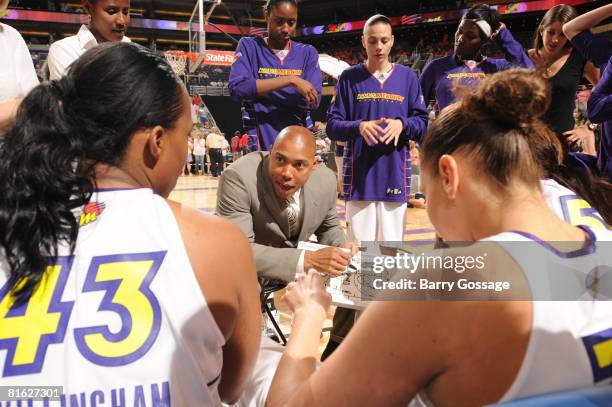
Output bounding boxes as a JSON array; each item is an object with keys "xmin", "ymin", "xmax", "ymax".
[{"xmin": 462, "ymin": 69, "xmax": 550, "ymax": 129}]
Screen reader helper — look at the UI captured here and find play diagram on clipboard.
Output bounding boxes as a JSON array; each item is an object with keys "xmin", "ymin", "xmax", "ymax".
[{"xmin": 297, "ymin": 242, "xmax": 387, "ymax": 310}]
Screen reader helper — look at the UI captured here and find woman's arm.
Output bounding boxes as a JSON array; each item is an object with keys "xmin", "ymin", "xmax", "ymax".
[
  {"xmin": 169, "ymin": 203, "xmax": 262, "ymax": 403},
  {"xmin": 584, "ymin": 60, "xmax": 600, "ymax": 86},
  {"xmin": 265, "ymin": 270, "xmax": 448, "ymax": 407},
  {"xmin": 494, "ymin": 24, "xmax": 535, "ymax": 69},
  {"xmin": 563, "ymin": 4, "xmax": 612, "ymax": 41}
]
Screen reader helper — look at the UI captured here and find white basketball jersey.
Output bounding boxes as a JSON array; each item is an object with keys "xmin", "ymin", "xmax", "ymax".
[
  {"xmin": 491, "ymin": 227, "xmax": 612, "ymax": 401},
  {"xmin": 0, "ymin": 189, "xmax": 225, "ymax": 406},
  {"xmin": 410, "ymin": 226, "xmax": 612, "ymax": 407},
  {"xmin": 541, "ymin": 178, "xmax": 609, "ymax": 230}
]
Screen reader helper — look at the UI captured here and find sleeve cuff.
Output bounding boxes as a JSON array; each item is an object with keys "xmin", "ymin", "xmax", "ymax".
[{"xmin": 296, "ymin": 249, "xmax": 306, "ymax": 276}]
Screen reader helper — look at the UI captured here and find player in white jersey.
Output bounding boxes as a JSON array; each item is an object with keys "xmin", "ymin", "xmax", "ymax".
[
  {"xmin": 0, "ymin": 43, "xmax": 261, "ymax": 405},
  {"xmin": 541, "ymin": 178, "xmax": 610, "ymax": 230},
  {"xmin": 261, "ymin": 70, "xmax": 612, "ymax": 406},
  {"xmin": 531, "ymin": 127, "xmax": 611, "ymax": 229}
]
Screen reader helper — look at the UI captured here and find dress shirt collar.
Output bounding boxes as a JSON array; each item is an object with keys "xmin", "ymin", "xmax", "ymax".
[{"xmin": 77, "ymin": 24, "xmax": 131, "ymax": 50}]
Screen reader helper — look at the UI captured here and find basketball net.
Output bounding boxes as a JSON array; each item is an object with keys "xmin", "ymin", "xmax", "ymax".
[{"xmin": 164, "ymin": 51, "xmax": 189, "ymax": 77}]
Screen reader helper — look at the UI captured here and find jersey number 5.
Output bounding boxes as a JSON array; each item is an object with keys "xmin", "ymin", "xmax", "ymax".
[{"xmin": 560, "ymin": 196, "xmax": 609, "ymax": 230}]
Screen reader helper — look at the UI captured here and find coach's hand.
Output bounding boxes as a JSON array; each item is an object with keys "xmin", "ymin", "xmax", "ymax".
[
  {"xmin": 291, "ymin": 77, "xmax": 319, "ymax": 109},
  {"xmin": 359, "ymin": 119, "xmax": 385, "ymax": 146},
  {"xmin": 339, "ymin": 241, "xmax": 359, "ymax": 255},
  {"xmin": 303, "ymin": 247, "xmax": 350, "ymax": 277},
  {"xmin": 379, "ymin": 118, "xmax": 404, "ymax": 147}
]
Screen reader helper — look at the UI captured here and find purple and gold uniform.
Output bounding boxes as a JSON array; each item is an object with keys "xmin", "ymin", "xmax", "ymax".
[
  {"xmin": 420, "ymin": 28, "xmax": 534, "ymax": 111},
  {"xmin": 327, "ymin": 63, "xmax": 428, "ymax": 202},
  {"xmin": 229, "ymin": 37, "xmax": 322, "ymax": 151},
  {"xmin": 571, "ymin": 31, "xmax": 612, "ymax": 180}
]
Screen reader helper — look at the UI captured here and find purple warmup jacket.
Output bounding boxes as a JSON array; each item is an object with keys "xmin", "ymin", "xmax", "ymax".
[
  {"xmin": 420, "ymin": 28, "xmax": 534, "ymax": 111},
  {"xmin": 229, "ymin": 37, "xmax": 322, "ymax": 151},
  {"xmin": 327, "ymin": 63, "xmax": 428, "ymax": 202},
  {"xmin": 571, "ymin": 31, "xmax": 612, "ymax": 181}
]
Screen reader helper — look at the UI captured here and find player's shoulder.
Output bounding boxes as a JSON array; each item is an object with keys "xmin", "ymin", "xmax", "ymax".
[
  {"xmin": 423, "ymin": 55, "xmax": 454, "ymax": 71},
  {"xmin": 236, "ymin": 36, "xmax": 260, "ymax": 51},
  {"xmin": 338, "ymin": 63, "xmax": 365, "ymax": 80},
  {"xmin": 0, "ymin": 22, "xmax": 21, "ymax": 38},
  {"xmin": 167, "ymin": 199, "xmax": 247, "ymax": 242},
  {"xmin": 238, "ymin": 36, "xmax": 256, "ymax": 45},
  {"xmin": 221, "ymin": 151, "xmax": 266, "ymax": 184},
  {"xmin": 394, "ymin": 63, "xmax": 419, "ymax": 78},
  {"xmin": 292, "ymin": 40, "xmax": 317, "ymax": 53}
]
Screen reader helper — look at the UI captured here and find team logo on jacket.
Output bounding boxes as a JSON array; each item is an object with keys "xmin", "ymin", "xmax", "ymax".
[
  {"xmin": 447, "ymin": 72, "xmax": 487, "ymax": 79},
  {"xmin": 258, "ymin": 67, "xmax": 303, "ymax": 77},
  {"xmin": 356, "ymin": 92, "xmax": 404, "ymax": 103},
  {"xmin": 386, "ymin": 188, "xmax": 403, "ymax": 196},
  {"xmin": 79, "ymin": 201, "xmax": 106, "ymax": 227}
]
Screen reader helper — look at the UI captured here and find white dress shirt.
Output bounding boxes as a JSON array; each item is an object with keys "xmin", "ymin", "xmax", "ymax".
[
  {"xmin": 47, "ymin": 25, "xmax": 131, "ymax": 80},
  {"xmin": 0, "ymin": 23, "xmax": 39, "ymax": 102},
  {"xmin": 287, "ymin": 188, "xmax": 308, "ymax": 276}
]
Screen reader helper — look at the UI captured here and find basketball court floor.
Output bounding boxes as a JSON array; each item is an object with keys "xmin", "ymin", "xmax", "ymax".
[{"xmin": 170, "ymin": 173, "xmax": 435, "ymax": 353}]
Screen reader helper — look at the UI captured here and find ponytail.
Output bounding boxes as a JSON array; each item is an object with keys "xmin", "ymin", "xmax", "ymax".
[{"xmin": 0, "ymin": 78, "xmax": 93, "ymax": 304}]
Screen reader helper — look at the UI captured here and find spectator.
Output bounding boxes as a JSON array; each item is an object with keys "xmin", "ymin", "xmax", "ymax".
[
  {"xmin": 231, "ymin": 131, "xmax": 241, "ymax": 162},
  {"xmin": 240, "ymin": 130, "xmax": 250, "ymax": 155},
  {"xmin": 222, "ymin": 134, "xmax": 230, "ymax": 168},
  {"xmin": 206, "ymin": 127, "xmax": 225, "ymax": 177},
  {"xmin": 193, "ymin": 132, "xmax": 206, "ymax": 175},
  {"xmin": 183, "ymin": 135, "xmax": 194, "ymax": 176}
]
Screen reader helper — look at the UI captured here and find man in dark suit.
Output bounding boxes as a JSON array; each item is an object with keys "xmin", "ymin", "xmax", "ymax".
[{"xmin": 216, "ymin": 125, "xmax": 356, "ymax": 283}]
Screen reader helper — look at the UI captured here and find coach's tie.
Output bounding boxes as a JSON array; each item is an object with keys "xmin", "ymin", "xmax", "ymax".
[{"xmin": 283, "ymin": 197, "xmax": 299, "ymax": 238}]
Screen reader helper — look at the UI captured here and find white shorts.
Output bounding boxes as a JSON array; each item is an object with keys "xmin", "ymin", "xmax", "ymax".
[{"xmin": 345, "ymin": 201, "xmax": 406, "ymax": 243}]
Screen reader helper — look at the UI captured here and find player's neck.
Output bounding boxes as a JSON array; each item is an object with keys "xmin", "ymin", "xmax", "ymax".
[
  {"xmin": 265, "ymin": 36, "xmax": 290, "ymax": 51},
  {"xmin": 467, "ymin": 193, "xmax": 584, "ymax": 243},
  {"xmin": 365, "ymin": 59, "xmax": 392, "ymax": 74},
  {"xmin": 94, "ymin": 164, "xmax": 150, "ymax": 191}
]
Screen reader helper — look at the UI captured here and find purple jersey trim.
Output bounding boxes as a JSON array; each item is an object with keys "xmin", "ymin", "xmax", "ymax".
[{"xmin": 507, "ymin": 226, "xmax": 597, "ymax": 258}]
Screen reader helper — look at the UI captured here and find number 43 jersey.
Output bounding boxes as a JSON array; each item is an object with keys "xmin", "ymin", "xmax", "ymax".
[{"xmin": 0, "ymin": 189, "xmax": 225, "ymax": 406}]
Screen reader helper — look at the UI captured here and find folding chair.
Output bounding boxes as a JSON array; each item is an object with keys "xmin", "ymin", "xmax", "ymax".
[{"xmin": 260, "ymin": 281, "xmax": 287, "ymax": 345}]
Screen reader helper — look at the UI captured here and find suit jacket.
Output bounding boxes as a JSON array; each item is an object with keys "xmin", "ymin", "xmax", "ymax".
[{"xmin": 216, "ymin": 152, "xmax": 346, "ymax": 283}]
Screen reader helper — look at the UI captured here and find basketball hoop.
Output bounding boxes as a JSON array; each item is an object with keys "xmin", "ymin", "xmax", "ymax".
[{"xmin": 164, "ymin": 51, "xmax": 197, "ymax": 77}]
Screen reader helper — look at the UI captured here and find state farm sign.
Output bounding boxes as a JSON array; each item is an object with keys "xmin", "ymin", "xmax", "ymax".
[{"xmin": 203, "ymin": 51, "xmax": 236, "ymax": 66}]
